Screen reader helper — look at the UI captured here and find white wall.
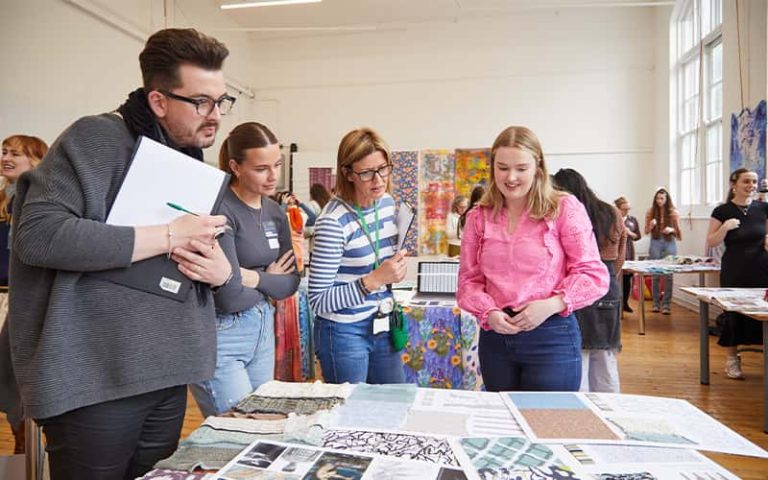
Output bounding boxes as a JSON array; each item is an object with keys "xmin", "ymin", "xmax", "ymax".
[
  {"xmin": 247, "ymin": 7, "xmax": 664, "ymax": 206},
  {"xmin": 0, "ymin": 0, "xmax": 257, "ymax": 165}
]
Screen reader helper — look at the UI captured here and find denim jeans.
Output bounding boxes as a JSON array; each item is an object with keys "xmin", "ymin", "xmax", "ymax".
[
  {"xmin": 478, "ymin": 313, "xmax": 582, "ymax": 392},
  {"xmin": 314, "ymin": 316, "xmax": 405, "ymax": 384},
  {"xmin": 649, "ymin": 237, "xmax": 677, "ymax": 308},
  {"xmin": 38, "ymin": 385, "xmax": 186, "ymax": 480},
  {"xmin": 190, "ymin": 301, "xmax": 275, "ymax": 417}
]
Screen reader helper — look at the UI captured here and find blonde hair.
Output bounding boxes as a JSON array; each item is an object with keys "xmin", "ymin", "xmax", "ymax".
[
  {"xmin": 1, "ymin": 135, "xmax": 48, "ymax": 222},
  {"xmin": 334, "ymin": 127, "xmax": 392, "ymax": 203},
  {"xmin": 479, "ymin": 126, "xmax": 563, "ymax": 220}
]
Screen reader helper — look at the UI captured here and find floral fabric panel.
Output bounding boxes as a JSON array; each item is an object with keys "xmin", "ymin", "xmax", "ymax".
[{"xmin": 400, "ymin": 305, "xmax": 484, "ymax": 390}]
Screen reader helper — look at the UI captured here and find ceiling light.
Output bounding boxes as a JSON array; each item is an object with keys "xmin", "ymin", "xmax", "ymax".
[{"xmin": 221, "ymin": 0, "xmax": 321, "ymax": 9}]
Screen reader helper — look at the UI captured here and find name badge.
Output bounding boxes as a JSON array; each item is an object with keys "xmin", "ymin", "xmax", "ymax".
[
  {"xmin": 373, "ymin": 315, "xmax": 390, "ymax": 334},
  {"xmin": 264, "ymin": 220, "xmax": 278, "ymax": 238}
]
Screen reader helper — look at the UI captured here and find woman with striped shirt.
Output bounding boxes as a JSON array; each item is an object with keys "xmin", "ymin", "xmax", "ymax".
[{"xmin": 308, "ymin": 127, "xmax": 407, "ymax": 384}]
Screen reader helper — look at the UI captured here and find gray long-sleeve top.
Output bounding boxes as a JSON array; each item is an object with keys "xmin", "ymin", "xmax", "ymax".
[
  {"xmin": 213, "ymin": 189, "xmax": 299, "ymax": 314},
  {"xmin": 0, "ymin": 113, "xmax": 216, "ymax": 420}
]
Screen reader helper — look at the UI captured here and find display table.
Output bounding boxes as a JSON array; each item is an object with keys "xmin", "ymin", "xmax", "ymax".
[
  {"xmin": 622, "ymin": 259, "xmax": 720, "ymax": 335},
  {"xmin": 679, "ymin": 287, "xmax": 768, "ymax": 433},
  {"xmin": 138, "ymin": 382, "xmax": 767, "ymax": 480}
]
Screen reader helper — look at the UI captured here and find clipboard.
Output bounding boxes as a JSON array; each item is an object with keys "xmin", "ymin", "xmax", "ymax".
[
  {"xmin": 396, "ymin": 201, "xmax": 416, "ymax": 252},
  {"xmin": 89, "ymin": 136, "xmax": 230, "ymax": 302}
]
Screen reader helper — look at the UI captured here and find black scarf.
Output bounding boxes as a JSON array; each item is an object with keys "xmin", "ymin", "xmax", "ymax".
[
  {"xmin": 116, "ymin": 88, "xmax": 205, "ymax": 161},
  {"xmin": 116, "ymin": 88, "xmax": 209, "ymax": 305}
]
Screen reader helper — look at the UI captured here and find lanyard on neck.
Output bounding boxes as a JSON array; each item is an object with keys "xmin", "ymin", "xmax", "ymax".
[{"xmin": 354, "ymin": 202, "xmax": 380, "ymax": 268}]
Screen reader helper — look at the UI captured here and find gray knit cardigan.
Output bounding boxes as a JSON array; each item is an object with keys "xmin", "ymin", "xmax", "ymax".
[{"xmin": 0, "ymin": 113, "xmax": 216, "ymax": 419}]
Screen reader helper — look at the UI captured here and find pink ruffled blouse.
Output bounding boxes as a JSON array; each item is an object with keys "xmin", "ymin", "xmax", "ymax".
[{"xmin": 457, "ymin": 194, "xmax": 609, "ymax": 329}]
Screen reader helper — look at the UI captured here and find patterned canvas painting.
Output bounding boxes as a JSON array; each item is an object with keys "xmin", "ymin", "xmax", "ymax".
[
  {"xmin": 419, "ymin": 149, "xmax": 455, "ymax": 255},
  {"xmin": 392, "ymin": 150, "xmax": 420, "ymax": 255},
  {"xmin": 454, "ymin": 148, "xmax": 490, "ymax": 199},
  {"xmin": 308, "ymin": 167, "xmax": 334, "ymax": 193},
  {"xmin": 730, "ymin": 100, "xmax": 767, "ymax": 181},
  {"xmin": 401, "ymin": 305, "xmax": 464, "ymax": 389}
]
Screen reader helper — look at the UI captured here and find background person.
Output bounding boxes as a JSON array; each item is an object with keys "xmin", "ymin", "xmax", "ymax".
[
  {"xmin": 308, "ymin": 127, "xmax": 407, "ymax": 384},
  {"xmin": 459, "ymin": 185, "xmax": 486, "ymax": 236},
  {"xmin": 614, "ymin": 196, "xmax": 641, "ymax": 313},
  {"xmin": 0, "ymin": 134, "xmax": 48, "ymax": 454},
  {"xmin": 644, "ymin": 187, "xmax": 681, "ymax": 314},
  {"xmin": 446, "ymin": 195, "xmax": 468, "ymax": 257},
  {"xmin": 553, "ymin": 168, "xmax": 626, "ymax": 393},
  {"xmin": 190, "ymin": 122, "xmax": 299, "ymax": 417},
  {"xmin": 457, "ymin": 126, "xmax": 608, "ymax": 392},
  {"xmin": 706, "ymin": 168, "xmax": 768, "ymax": 380}
]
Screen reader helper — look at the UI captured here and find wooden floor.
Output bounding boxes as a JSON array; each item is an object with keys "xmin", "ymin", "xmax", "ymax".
[{"xmin": 1, "ymin": 301, "xmax": 767, "ymax": 479}]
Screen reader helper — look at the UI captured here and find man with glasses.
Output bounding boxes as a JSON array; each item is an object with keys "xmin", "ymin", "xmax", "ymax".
[{"xmin": 0, "ymin": 29, "xmax": 235, "ymax": 480}]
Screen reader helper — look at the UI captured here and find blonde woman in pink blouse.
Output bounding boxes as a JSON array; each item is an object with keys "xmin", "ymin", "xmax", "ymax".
[{"xmin": 457, "ymin": 126, "xmax": 609, "ymax": 392}]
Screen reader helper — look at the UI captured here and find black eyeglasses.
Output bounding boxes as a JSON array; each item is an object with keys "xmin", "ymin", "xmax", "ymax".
[
  {"xmin": 159, "ymin": 89, "xmax": 236, "ymax": 116},
  {"xmin": 350, "ymin": 164, "xmax": 393, "ymax": 182}
]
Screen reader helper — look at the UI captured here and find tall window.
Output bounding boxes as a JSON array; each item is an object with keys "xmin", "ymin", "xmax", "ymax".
[{"xmin": 674, "ymin": 0, "xmax": 722, "ymax": 208}]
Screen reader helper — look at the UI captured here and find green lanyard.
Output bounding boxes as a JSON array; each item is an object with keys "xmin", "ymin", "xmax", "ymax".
[{"xmin": 354, "ymin": 203, "xmax": 380, "ymax": 268}]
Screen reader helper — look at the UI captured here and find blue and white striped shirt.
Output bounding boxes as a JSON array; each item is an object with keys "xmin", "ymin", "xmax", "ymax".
[{"xmin": 308, "ymin": 194, "xmax": 398, "ymax": 323}]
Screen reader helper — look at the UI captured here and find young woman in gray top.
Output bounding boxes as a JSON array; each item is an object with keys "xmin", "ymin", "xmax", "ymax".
[{"xmin": 190, "ymin": 122, "xmax": 300, "ymax": 417}]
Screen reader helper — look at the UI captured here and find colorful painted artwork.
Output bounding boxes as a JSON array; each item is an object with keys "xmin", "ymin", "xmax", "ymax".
[
  {"xmin": 401, "ymin": 305, "xmax": 465, "ymax": 389},
  {"xmin": 419, "ymin": 150, "xmax": 455, "ymax": 255},
  {"xmin": 308, "ymin": 167, "xmax": 334, "ymax": 193},
  {"xmin": 730, "ymin": 99, "xmax": 767, "ymax": 181},
  {"xmin": 392, "ymin": 150, "xmax": 420, "ymax": 255},
  {"xmin": 460, "ymin": 311, "xmax": 482, "ymax": 391},
  {"xmin": 454, "ymin": 148, "xmax": 490, "ymax": 199}
]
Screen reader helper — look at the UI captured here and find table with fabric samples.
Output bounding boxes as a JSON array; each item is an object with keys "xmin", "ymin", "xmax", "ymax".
[{"xmin": 136, "ymin": 381, "xmax": 767, "ymax": 479}]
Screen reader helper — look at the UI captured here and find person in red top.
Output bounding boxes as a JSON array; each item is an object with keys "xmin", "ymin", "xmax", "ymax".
[{"xmin": 457, "ymin": 126, "xmax": 608, "ymax": 392}]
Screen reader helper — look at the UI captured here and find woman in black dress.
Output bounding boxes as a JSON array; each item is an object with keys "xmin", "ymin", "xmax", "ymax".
[{"xmin": 706, "ymin": 168, "xmax": 768, "ymax": 379}]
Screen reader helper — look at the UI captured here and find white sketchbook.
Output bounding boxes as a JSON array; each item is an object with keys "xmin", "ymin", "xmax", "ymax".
[
  {"xmin": 106, "ymin": 136, "xmax": 229, "ymax": 226},
  {"xmin": 395, "ymin": 202, "xmax": 415, "ymax": 252}
]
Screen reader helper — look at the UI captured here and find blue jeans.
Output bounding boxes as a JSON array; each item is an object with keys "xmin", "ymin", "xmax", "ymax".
[
  {"xmin": 314, "ymin": 316, "xmax": 405, "ymax": 384},
  {"xmin": 478, "ymin": 314, "xmax": 582, "ymax": 391},
  {"xmin": 190, "ymin": 302, "xmax": 275, "ymax": 417},
  {"xmin": 649, "ymin": 237, "xmax": 677, "ymax": 308}
]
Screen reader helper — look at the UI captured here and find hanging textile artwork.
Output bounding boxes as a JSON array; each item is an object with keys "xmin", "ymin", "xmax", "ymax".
[
  {"xmin": 309, "ymin": 167, "xmax": 334, "ymax": 192},
  {"xmin": 454, "ymin": 148, "xmax": 490, "ymax": 199},
  {"xmin": 418, "ymin": 149, "xmax": 455, "ymax": 255},
  {"xmin": 730, "ymin": 99, "xmax": 766, "ymax": 181},
  {"xmin": 391, "ymin": 150, "xmax": 420, "ymax": 255}
]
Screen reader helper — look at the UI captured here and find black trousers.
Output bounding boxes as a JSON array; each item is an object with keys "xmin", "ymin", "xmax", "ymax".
[
  {"xmin": 37, "ymin": 385, "xmax": 187, "ymax": 480},
  {"xmin": 622, "ymin": 273, "xmax": 633, "ymax": 308}
]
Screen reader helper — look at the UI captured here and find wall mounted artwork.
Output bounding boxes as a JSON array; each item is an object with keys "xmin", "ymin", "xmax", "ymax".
[
  {"xmin": 418, "ymin": 149, "xmax": 455, "ymax": 255},
  {"xmin": 730, "ymin": 99, "xmax": 766, "ymax": 181},
  {"xmin": 454, "ymin": 148, "xmax": 490, "ymax": 200},
  {"xmin": 392, "ymin": 150, "xmax": 420, "ymax": 255}
]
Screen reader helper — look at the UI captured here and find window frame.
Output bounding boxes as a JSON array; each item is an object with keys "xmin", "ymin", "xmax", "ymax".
[{"xmin": 672, "ymin": 0, "xmax": 723, "ymax": 216}]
